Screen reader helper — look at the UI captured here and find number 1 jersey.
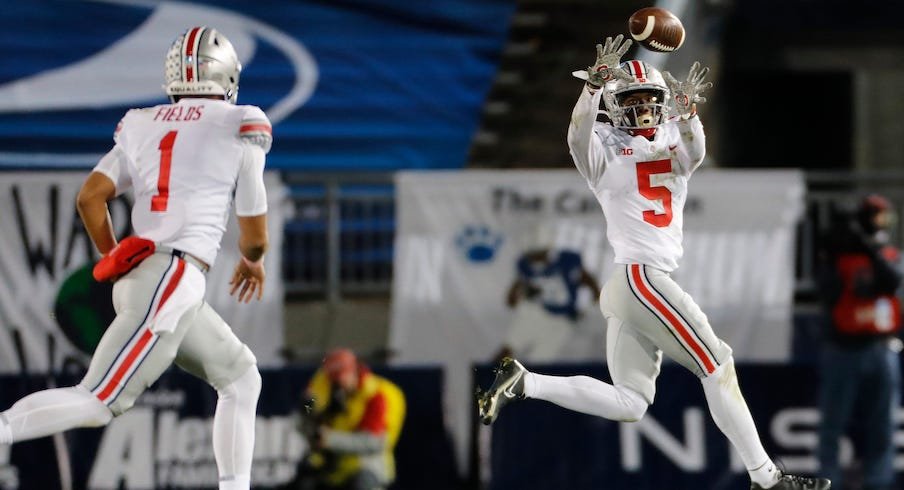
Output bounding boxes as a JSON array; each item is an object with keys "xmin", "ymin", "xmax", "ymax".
[
  {"xmin": 93, "ymin": 99, "xmax": 272, "ymax": 266},
  {"xmin": 567, "ymin": 87, "xmax": 706, "ymax": 272}
]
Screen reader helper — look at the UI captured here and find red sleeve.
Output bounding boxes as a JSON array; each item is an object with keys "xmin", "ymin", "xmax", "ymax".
[{"xmin": 357, "ymin": 392, "xmax": 388, "ymax": 434}]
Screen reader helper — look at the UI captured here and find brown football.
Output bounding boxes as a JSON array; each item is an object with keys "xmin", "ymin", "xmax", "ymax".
[{"xmin": 628, "ymin": 7, "xmax": 685, "ymax": 53}]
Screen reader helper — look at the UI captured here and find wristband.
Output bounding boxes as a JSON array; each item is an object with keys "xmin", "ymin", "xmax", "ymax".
[{"xmin": 241, "ymin": 255, "xmax": 263, "ymax": 268}]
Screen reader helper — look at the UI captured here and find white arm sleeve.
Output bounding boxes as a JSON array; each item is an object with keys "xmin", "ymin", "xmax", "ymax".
[
  {"xmin": 675, "ymin": 116, "xmax": 707, "ymax": 175},
  {"xmin": 92, "ymin": 145, "xmax": 132, "ymax": 195},
  {"xmin": 234, "ymin": 143, "xmax": 268, "ymax": 216},
  {"xmin": 567, "ymin": 86, "xmax": 608, "ymax": 187}
]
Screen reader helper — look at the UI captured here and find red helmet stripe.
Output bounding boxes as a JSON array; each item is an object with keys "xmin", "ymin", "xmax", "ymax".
[
  {"xmin": 183, "ymin": 27, "xmax": 204, "ymax": 83},
  {"xmin": 630, "ymin": 60, "xmax": 645, "ymax": 81}
]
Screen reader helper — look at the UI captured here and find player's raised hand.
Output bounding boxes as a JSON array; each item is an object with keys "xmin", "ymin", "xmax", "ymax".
[
  {"xmin": 587, "ymin": 35, "xmax": 633, "ymax": 88},
  {"xmin": 662, "ymin": 61, "xmax": 713, "ymax": 119},
  {"xmin": 230, "ymin": 256, "xmax": 266, "ymax": 303}
]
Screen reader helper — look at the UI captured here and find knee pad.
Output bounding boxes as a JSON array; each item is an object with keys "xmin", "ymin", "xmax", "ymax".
[
  {"xmin": 615, "ymin": 385, "xmax": 649, "ymax": 422},
  {"xmin": 704, "ymin": 356, "xmax": 735, "ymax": 381},
  {"xmin": 218, "ymin": 364, "xmax": 262, "ymax": 402},
  {"xmin": 74, "ymin": 386, "xmax": 115, "ymax": 425}
]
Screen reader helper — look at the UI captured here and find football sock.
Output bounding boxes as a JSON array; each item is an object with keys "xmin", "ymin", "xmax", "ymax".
[
  {"xmin": 218, "ymin": 475, "xmax": 252, "ymax": 490},
  {"xmin": 524, "ymin": 372, "xmax": 648, "ymax": 422},
  {"xmin": 213, "ymin": 365, "xmax": 261, "ymax": 490},
  {"xmin": 0, "ymin": 386, "xmax": 112, "ymax": 443},
  {"xmin": 700, "ymin": 359, "xmax": 777, "ymax": 487},
  {"xmin": 749, "ymin": 460, "xmax": 781, "ymax": 488}
]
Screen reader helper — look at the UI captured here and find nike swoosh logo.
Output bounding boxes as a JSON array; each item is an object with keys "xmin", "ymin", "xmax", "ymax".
[
  {"xmin": 669, "ymin": 145, "xmax": 678, "ymax": 151},
  {"xmin": 0, "ymin": 1, "xmax": 317, "ymax": 124},
  {"xmin": 501, "ymin": 371, "xmax": 523, "ymax": 398}
]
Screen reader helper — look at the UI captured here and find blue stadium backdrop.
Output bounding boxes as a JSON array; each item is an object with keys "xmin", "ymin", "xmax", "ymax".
[{"xmin": 0, "ymin": 0, "xmax": 515, "ymax": 170}]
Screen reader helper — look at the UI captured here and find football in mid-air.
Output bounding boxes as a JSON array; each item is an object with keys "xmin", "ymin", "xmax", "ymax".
[{"xmin": 628, "ymin": 7, "xmax": 685, "ymax": 53}]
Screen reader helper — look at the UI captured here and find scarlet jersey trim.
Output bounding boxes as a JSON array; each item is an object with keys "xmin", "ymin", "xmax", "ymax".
[{"xmin": 240, "ymin": 120, "xmax": 272, "ymax": 136}]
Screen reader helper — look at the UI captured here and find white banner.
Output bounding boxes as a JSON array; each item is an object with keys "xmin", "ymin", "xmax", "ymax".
[
  {"xmin": 0, "ymin": 171, "xmax": 287, "ymax": 373},
  {"xmin": 389, "ymin": 168, "xmax": 805, "ymax": 471}
]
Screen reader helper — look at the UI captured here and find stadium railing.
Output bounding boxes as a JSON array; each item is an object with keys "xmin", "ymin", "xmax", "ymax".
[{"xmin": 281, "ymin": 170, "xmax": 904, "ymax": 302}]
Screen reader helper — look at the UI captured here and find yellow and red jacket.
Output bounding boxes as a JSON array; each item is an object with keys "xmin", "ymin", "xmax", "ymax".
[{"xmin": 305, "ymin": 366, "xmax": 405, "ymax": 486}]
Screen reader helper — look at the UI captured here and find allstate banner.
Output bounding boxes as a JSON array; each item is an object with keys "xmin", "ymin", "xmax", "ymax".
[
  {"xmin": 0, "ymin": 367, "xmax": 456, "ymax": 489},
  {"xmin": 0, "ymin": 171, "xmax": 287, "ymax": 374},
  {"xmin": 0, "ymin": 0, "xmax": 514, "ymax": 171},
  {"xmin": 389, "ymin": 169, "xmax": 805, "ymax": 471}
]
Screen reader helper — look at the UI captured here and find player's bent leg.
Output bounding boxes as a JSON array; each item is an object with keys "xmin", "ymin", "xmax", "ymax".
[
  {"xmin": 518, "ymin": 313, "xmax": 660, "ymax": 423},
  {"xmin": 613, "ymin": 264, "xmax": 731, "ymax": 377},
  {"xmin": 81, "ymin": 254, "xmax": 201, "ymax": 415},
  {"xmin": 174, "ymin": 302, "xmax": 256, "ymax": 390},
  {"xmin": 604, "ymin": 315, "xmax": 660, "ymax": 409},
  {"xmin": 0, "ymin": 386, "xmax": 112, "ymax": 444},
  {"xmin": 173, "ymin": 302, "xmax": 259, "ymax": 490},
  {"xmin": 478, "ymin": 299, "xmax": 661, "ymax": 425},
  {"xmin": 525, "ymin": 372, "xmax": 648, "ymax": 422},
  {"xmin": 79, "ymin": 308, "xmax": 196, "ymax": 416},
  {"xmin": 478, "ymin": 355, "xmax": 651, "ymax": 424}
]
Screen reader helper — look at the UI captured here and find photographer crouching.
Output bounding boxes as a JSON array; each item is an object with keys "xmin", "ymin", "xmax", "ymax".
[{"xmin": 287, "ymin": 349, "xmax": 405, "ymax": 490}]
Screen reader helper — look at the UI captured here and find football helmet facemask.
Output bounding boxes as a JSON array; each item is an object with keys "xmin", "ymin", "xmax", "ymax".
[
  {"xmin": 603, "ymin": 60, "xmax": 670, "ymax": 130},
  {"xmin": 164, "ymin": 27, "xmax": 241, "ymax": 104}
]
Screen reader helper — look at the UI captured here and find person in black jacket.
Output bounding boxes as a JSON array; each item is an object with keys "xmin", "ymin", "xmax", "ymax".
[{"xmin": 817, "ymin": 194, "xmax": 903, "ymax": 490}]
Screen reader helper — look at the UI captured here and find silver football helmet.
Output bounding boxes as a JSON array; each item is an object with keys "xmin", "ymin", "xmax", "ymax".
[
  {"xmin": 164, "ymin": 27, "xmax": 241, "ymax": 104},
  {"xmin": 603, "ymin": 60, "xmax": 670, "ymax": 130}
]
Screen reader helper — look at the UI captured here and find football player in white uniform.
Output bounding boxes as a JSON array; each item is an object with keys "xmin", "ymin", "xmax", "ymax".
[
  {"xmin": 477, "ymin": 36, "xmax": 831, "ymax": 490},
  {"xmin": 0, "ymin": 27, "xmax": 270, "ymax": 490}
]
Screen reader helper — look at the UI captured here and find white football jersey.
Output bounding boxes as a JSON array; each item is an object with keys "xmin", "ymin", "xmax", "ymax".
[
  {"xmin": 567, "ymin": 87, "xmax": 705, "ymax": 272},
  {"xmin": 93, "ymin": 99, "xmax": 272, "ymax": 265}
]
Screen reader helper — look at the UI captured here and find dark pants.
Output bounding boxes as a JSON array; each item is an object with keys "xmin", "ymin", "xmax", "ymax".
[
  {"xmin": 285, "ymin": 458, "xmax": 386, "ymax": 490},
  {"xmin": 818, "ymin": 340, "xmax": 900, "ymax": 489}
]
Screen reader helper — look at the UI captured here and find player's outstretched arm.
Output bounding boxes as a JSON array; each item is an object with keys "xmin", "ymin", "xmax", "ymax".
[
  {"xmin": 230, "ymin": 214, "xmax": 268, "ymax": 303},
  {"xmin": 568, "ymin": 36, "xmax": 629, "ymax": 185},
  {"xmin": 587, "ymin": 35, "xmax": 633, "ymax": 88},
  {"xmin": 662, "ymin": 61, "xmax": 713, "ymax": 120}
]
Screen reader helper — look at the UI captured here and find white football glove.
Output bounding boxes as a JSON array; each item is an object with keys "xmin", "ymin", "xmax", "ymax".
[
  {"xmin": 662, "ymin": 61, "xmax": 713, "ymax": 118},
  {"xmin": 584, "ymin": 35, "xmax": 633, "ymax": 88}
]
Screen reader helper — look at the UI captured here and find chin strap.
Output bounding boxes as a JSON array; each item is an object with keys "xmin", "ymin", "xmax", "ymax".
[{"xmin": 628, "ymin": 128, "xmax": 657, "ymax": 139}]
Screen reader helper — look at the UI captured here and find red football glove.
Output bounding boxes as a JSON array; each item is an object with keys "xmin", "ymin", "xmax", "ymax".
[{"xmin": 93, "ymin": 236, "xmax": 156, "ymax": 282}]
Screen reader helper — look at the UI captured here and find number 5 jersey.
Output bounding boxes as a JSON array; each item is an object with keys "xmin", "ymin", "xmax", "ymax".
[
  {"xmin": 93, "ymin": 99, "xmax": 272, "ymax": 266},
  {"xmin": 567, "ymin": 86, "xmax": 706, "ymax": 272}
]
